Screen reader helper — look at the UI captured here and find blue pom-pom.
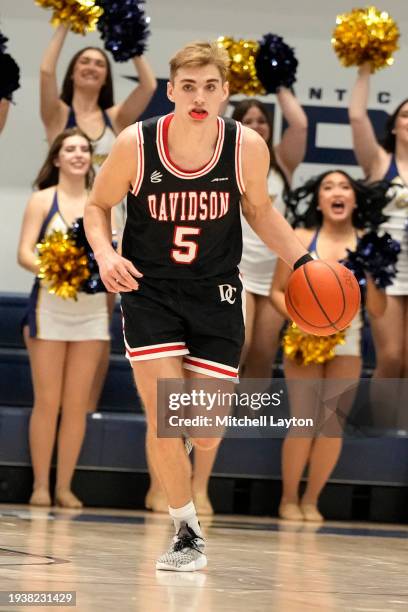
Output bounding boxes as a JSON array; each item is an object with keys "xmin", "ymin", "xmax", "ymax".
[
  {"xmin": 69, "ymin": 218, "xmax": 106, "ymax": 294},
  {"xmin": 255, "ymin": 33, "xmax": 298, "ymax": 94},
  {"xmin": 0, "ymin": 53, "xmax": 20, "ymax": 102},
  {"xmin": 0, "ymin": 30, "xmax": 20, "ymax": 102},
  {"xmin": 97, "ymin": 0, "xmax": 151, "ymax": 62},
  {"xmin": 70, "ymin": 217, "xmax": 88, "ymax": 247},
  {"xmin": 345, "ymin": 231, "xmax": 401, "ymax": 290},
  {"xmin": 0, "ymin": 31, "xmax": 8, "ymax": 54}
]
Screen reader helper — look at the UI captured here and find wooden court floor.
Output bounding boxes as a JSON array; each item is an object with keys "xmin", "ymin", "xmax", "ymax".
[{"xmin": 0, "ymin": 504, "xmax": 407, "ymax": 611}]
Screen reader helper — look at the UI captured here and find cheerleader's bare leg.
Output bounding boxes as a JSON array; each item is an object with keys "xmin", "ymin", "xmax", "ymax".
[
  {"xmin": 24, "ymin": 328, "xmax": 67, "ymax": 506},
  {"xmin": 56, "ymin": 339, "xmax": 105, "ymax": 508}
]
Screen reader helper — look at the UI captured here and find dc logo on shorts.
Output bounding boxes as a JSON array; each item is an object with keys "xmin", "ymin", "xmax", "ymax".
[{"xmin": 219, "ymin": 284, "xmax": 237, "ymax": 304}]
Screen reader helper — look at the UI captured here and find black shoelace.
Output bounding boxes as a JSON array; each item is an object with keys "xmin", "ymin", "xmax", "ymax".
[{"xmin": 174, "ymin": 525, "xmax": 203, "ymax": 554}]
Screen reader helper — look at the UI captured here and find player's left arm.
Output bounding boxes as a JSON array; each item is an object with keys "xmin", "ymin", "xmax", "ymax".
[
  {"xmin": 270, "ymin": 257, "xmax": 291, "ymax": 318},
  {"xmin": 240, "ymin": 127, "xmax": 310, "ymax": 270},
  {"xmin": 270, "ymin": 228, "xmax": 313, "ymax": 317}
]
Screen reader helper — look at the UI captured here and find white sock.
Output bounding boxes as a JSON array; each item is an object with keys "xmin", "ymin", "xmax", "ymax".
[{"xmin": 169, "ymin": 501, "xmax": 202, "ymax": 537}]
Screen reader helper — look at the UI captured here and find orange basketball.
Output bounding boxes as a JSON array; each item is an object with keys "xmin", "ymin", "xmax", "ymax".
[{"xmin": 285, "ymin": 260, "xmax": 361, "ymax": 336}]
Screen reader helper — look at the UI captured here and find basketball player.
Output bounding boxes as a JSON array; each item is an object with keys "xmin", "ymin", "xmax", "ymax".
[{"xmin": 84, "ymin": 41, "xmax": 312, "ymax": 572}]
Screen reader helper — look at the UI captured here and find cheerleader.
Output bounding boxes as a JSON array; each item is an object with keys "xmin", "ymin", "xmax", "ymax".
[
  {"xmin": 40, "ymin": 24, "xmax": 157, "ymax": 163},
  {"xmin": 349, "ymin": 63, "xmax": 408, "ymax": 377},
  {"xmin": 17, "ymin": 128, "xmax": 109, "ymax": 508},
  {"xmin": 232, "ymin": 91, "xmax": 307, "ymax": 378},
  {"xmin": 271, "ymin": 170, "xmax": 390, "ymax": 521}
]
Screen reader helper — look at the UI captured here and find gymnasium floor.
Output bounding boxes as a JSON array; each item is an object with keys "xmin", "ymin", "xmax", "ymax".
[{"xmin": 0, "ymin": 505, "xmax": 407, "ymax": 611}]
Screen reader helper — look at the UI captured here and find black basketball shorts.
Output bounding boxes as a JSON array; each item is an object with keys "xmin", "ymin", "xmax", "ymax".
[{"xmin": 120, "ymin": 271, "xmax": 245, "ymax": 381}]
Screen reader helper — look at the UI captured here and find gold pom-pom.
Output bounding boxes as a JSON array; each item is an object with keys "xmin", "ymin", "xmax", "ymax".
[
  {"xmin": 217, "ymin": 36, "xmax": 265, "ymax": 96},
  {"xmin": 332, "ymin": 6, "xmax": 399, "ymax": 72},
  {"xmin": 282, "ymin": 323, "xmax": 346, "ymax": 366},
  {"xmin": 36, "ymin": 0, "xmax": 104, "ymax": 35},
  {"xmin": 36, "ymin": 230, "xmax": 90, "ymax": 300}
]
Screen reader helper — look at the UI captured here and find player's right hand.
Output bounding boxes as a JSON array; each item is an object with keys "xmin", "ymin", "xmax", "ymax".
[{"xmin": 96, "ymin": 250, "xmax": 143, "ymax": 293}]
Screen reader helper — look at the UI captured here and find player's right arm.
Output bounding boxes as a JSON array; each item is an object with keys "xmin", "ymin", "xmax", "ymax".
[
  {"xmin": 348, "ymin": 63, "xmax": 388, "ymax": 179},
  {"xmin": 84, "ymin": 126, "xmax": 143, "ymax": 293}
]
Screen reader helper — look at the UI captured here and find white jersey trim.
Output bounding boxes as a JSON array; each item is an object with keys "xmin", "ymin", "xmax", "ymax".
[
  {"xmin": 132, "ymin": 122, "xmax": 145, "ymax": 196},
  {"xmin": 235, "ymin": 121, "xmax": 245, "ymax": 195}
]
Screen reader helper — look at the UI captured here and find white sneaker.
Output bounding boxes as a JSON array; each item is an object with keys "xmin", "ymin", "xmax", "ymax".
[{"xmin": 156, "ymin": 522, "xmax": 207, "ymax": 572}]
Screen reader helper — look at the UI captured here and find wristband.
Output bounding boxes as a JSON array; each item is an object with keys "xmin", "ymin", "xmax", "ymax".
[{"xmin": 293, "ymin": 253, "xmax": 314, "ymax": 270}]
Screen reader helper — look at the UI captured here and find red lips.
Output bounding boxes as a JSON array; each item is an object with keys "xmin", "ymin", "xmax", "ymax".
[{"xmin": 189, "ymin": 110, "xmax": 208, "ymax": 120}]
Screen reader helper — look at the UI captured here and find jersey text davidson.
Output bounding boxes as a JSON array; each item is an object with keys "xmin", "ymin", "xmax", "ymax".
[{"xmin": 147, "ymin": 191, "xmax": 230, "ymax": 222}]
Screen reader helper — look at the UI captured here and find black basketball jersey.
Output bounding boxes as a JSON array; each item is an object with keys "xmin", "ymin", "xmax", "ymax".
[{"xmin": 122, "ymin": 114, "xmax": 245, "ymax": 279}]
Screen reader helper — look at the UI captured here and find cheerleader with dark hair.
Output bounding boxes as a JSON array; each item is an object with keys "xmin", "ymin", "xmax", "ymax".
[
  {"xmin": 271, "ymin": 170, "xmax": 397, "ymax": 521},
  {"xmin": 349, "ymin": 62, "xmax": 408, "ymax": 378},
  {"xmin": 40, "ymin": 25, "xmax": 157, "ymax": 165},
  {"xmin": 232, "ymin": 89, "xmax": 307, "ymax": 379}
]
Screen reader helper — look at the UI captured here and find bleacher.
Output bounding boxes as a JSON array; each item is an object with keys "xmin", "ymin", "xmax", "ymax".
[{"xmin": 0, "ymin": 293, "xmax": 407, "ymax": 520}]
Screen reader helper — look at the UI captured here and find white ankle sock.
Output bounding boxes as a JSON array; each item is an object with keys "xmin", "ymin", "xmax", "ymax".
[{"xmin": 169, "ymin": 501, "xmax": 202, "ymax": 537}]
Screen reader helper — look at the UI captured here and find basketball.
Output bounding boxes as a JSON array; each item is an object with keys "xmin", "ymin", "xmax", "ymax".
[{"xmin": 285, "ymin": 260, "xmax": 361, "ymax": 336}]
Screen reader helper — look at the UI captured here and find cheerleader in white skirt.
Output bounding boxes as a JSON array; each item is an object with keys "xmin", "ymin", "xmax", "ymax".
[
  {"xmin": 349, "ymin": 63, "xmax": 408, "ymax": 378},
  {"xmin": 232, "ymin": 92, "xmax": 308, "ymax": 378},
  {"xmin": 18, "ymin": 128, "xmax": 109, "ymax": 509}
]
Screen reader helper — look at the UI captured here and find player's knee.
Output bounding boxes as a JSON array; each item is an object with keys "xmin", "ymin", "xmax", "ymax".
[
  {"xmin": 146, "ymin": 421, "xmax": 159, "ymax": 440},
  {"xmin": 150, "ymin": 436, "xmax": 181, "ymax": 456},
  {"xmin": 193, "ymin": 437, "xmax": 222, "ymax": 451}
]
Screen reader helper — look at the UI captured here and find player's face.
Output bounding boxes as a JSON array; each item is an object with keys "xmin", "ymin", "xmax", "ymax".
[
  {"xmin": 318, "ymin": 172, "xmax": 356, "ymax": 223},
  {"xmin": 241, "ymin": 106, "xmax": 271, "ymax": 142},
  {"xmin": 55, "ymin": 135, "xmax": 92, "ymax": 178},
  {"xmin": 167, "ymin": 65, "xmax": 229, "ymax": 122},
  {"xmin": 393, "ymin": 101, "xmax": 408, "ymax": 145},
  {"xmin": 72, "ymin": 49, "xmax": 108, "ymax": 91}
]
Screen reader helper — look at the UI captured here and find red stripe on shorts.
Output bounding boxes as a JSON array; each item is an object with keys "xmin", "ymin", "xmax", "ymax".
[
  {"xmin": 184, "ymin": 357, "xmax": 238, "ymax": 378},
  {"xmin": 127, "ymin": 343, "xmax": 186, "ymax": 358}
]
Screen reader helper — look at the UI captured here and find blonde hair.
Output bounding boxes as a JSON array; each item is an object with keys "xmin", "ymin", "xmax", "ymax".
[{"xmin": 169, "ymin": 41, "xmax": 230, "ymax": 83}]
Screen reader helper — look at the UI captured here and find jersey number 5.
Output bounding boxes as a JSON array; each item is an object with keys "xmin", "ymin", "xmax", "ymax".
[{"xmin": 171, "ymin": 226, "xmax": 202, "ymax": 264}]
